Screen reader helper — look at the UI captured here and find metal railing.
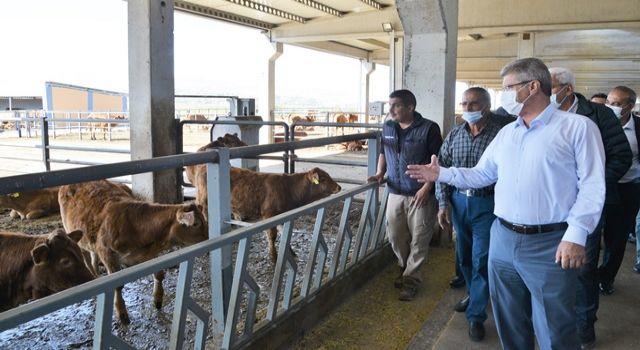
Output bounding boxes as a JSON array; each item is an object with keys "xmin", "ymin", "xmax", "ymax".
[{"xmin": 0, "ymin": 132, "xmax": 387, "ymax": 350}]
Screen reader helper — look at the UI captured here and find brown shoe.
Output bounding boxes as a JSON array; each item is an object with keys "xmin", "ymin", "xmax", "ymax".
[{"xmin": 399, "ymin": 277, "xmax": 420, "ymax": 301}]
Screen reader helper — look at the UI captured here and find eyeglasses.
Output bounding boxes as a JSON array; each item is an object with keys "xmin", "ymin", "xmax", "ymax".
[{"xmin": 501, "ymin": 80, "xmax": 533, "ymax": 92}]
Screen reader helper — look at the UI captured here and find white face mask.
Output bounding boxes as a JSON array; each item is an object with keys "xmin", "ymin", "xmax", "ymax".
[
  {"xmin": 605, "ymin": 104, "xmax": 624, "ymax": 119},
  {"xmin": 462, "ymin": 110, "xmax": 483, "ymax": 124},
  {"xmin": 500, "ymin": 84, "xmax": 531, "ymax": 117},
  {"xmin": 550, "ymin": 85, "xmax": 569, "ymax": 108}
]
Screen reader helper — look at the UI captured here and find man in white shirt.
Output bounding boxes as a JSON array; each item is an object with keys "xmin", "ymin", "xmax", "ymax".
[{"xmin": 406, "ymin": 57, "xmax": 606, "ymax": 350}]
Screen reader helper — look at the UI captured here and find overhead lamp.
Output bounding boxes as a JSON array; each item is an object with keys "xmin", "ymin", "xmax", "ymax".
[{"xmin": 382, "ymin": 22, "xmax": 393, "ymax": 33}]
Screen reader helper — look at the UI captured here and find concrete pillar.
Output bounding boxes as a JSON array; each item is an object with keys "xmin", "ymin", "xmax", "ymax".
[
  {"xmin": 517, "ymin": 32, "xmax": 535, "ymax": 58},
  {"xmin": 396, "ymin": 0, "xmax": 459, "ymax": 135},
  {"xmin": 128, "ymin": 0, "xmax": 178, "ymax": 203},
  {"xmin": 260, "ymin": 42, "xmax": 283, "ymax": 144},
  {"xmin": 360, "ymin": 57, "xmax": 376, "ymax": 123},
  {"xmin": 389, "ymin": 35, "xmax": 404, "ymax": 92}
]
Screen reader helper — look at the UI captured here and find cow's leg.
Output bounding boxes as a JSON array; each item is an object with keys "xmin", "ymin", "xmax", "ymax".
[
  {"xmin": 89, "ymin": 251, "xmax": 100, "ymax": 275},
  {"xmin": 9, "ymin": 209, "xmax": 20, "ymax": 219},
  {"xmin": 153, "ymin": 270, "xmax": 165, "ymax": 309},
  {"xmin": 267, "ymin": 227, "xmax": 278, "ymax": 262},
  {"xmin": 25, "ymin": 209, "xmax": 46, "ymax": 220},
  {"xmin": 97, "ymin": 245, "xmax": 129, "ymax": 324}
]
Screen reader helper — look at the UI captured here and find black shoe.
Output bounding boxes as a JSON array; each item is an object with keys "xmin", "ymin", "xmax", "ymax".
[
  {"xmin": 454, "ymin": 295, "xmax": 470, "ymax": 312},
  {"xmin": 449, "ymin": 275, "xmax": 465, "ymax": 289},
  {"xmin": 468, "ymin": 321, "xmax": 485, "ymax": 342},
  {"xmin": 599, "ymin": 281, "xmax": 614, "ymax": 295},
  {"xmin": 399, "ymin": 277, "xmax": 420, "ymax": 301},
  {"xmin": 578, "ymin": 324, "xmax": 596, "ymax": 350},
  {"xmin": 394, "ymin": 274, "xmax": 404, "ymax": 289}
]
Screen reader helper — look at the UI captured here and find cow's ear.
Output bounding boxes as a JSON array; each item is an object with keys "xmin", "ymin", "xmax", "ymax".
[
  {"xmin": 310, "ymin": 171, "xmax": 320, "ymax": 185},
  {"xmin": 233, "ymin": 133, "xmax": 238, "ymax": 137},
  {"xmin": 31, "ymin": 244, "xmax": 50, "ymax": 265},
  {"xmin": 177, "ymin": 210, "xmax": 196, "ymax": 226},
  {"xmin": 67, "ymin": 230, "xmax": 84, "ymax": 243}
]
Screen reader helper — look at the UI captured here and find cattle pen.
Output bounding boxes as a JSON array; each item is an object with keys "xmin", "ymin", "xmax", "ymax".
[{"xmin": 0, "ymin": 132, "xmax": 392, "ymax": 349}]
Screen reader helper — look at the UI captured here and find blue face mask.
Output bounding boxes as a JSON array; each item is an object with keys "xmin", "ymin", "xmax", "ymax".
[{"xmin": 462, "ymin": 110, "xmax": 483, "ymax": 124}]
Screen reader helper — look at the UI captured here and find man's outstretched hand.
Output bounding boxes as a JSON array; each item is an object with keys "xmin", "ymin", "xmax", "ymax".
[{"xmin": 406, "ymin": 155, "xmax": 441, "ymax": 183}]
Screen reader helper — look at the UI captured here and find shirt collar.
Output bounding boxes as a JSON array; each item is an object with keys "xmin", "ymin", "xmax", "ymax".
[
  {"xmin": 623, "ymin": 115, "xmax": 635, "ymax": 130},
  {"xmin": 514, "ymin": 103, "xmax": 556, "ymax": 128},
  {"xmin": 568, "ymin": 94, "xmax": 579, "ymax": 113}
]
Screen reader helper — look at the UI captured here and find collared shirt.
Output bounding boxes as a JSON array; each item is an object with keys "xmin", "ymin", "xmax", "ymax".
[
  {"xmin": 435, "ymin": 115, "xmax": 505, "ymax": 208},
  {"xmin": 568, "ymin": 94, "xmax": 579, "ymax": 114},
  {"xmin": 620, "ymin": 116, "xmax": 640, "ymax": 183},
  {"xmin": 438, "ymin": 104, "xmax": 605, "ymax": 246}
]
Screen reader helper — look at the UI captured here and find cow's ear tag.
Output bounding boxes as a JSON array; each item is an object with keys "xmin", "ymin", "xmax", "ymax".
[
  {"xmin": 312, "ymin": 178, "xmax": 319, "ymax": 185},
  {"xmin": 10, "ymin": 192, "xmax": 20, "ymax": 198}
]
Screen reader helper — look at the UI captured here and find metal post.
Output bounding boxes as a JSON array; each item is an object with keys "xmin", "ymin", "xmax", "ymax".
[
  {"xmin": 367, "ymin": 134, "xmax": 379, "ymax": 236},
  {"xmin": 208, "ymin": 148, "xmax": 232, "ymax": 335},
  {"xmin": 40, "ymin": 114, "xmax": 50, "ymax": 171}
]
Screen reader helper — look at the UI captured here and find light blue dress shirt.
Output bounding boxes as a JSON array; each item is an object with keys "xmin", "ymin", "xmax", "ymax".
[{"xmin": 438, "ymin": 104, "xmax": 605, "ymax": 246}]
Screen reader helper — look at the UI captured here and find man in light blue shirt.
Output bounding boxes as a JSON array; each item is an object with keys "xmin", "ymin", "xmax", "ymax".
[{"xmin": 407, "ymin": 57, "xmax": 606, "ymax": 350}]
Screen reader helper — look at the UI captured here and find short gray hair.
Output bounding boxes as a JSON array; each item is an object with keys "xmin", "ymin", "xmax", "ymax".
[
  {"xmin": 500, "ymin": 57, "xmax": 552, "ymax": 96},
  {"xmin": 611, "ymin": 86, "xmax": 638, "ymax": 106},
  {"xmin": 548, "ymin": 67, "xmax": 576, "ymax": 87},
  {"xmin": 465, "ymin": 87, "xmax": 492, "ymax": 109}
]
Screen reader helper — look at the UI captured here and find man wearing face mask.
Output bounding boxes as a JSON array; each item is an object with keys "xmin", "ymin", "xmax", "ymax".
[
  {"xmin": 406, "ymin": 57, "xmax": 605, "ymax": 350},
  {"xmin": 598, "ymin": 86, "xmax": 640, "ymax": 296},
  {"xmin": 435, "ymin": 87, "xmax": 514, "ymax": 342},
  {"xmin": 549, "ymin": 67, "xmax": 631, "ymax": 349}
]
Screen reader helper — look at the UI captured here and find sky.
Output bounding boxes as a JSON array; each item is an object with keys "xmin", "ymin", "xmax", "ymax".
[{"xmin": 0, "ymin": 0, "xmax": 391, "ymax": 111}]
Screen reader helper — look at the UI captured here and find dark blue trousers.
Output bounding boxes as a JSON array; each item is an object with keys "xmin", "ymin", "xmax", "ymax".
[{"xmin": 450, "ymin": 192, "xmax": 494, "ymax": 323}]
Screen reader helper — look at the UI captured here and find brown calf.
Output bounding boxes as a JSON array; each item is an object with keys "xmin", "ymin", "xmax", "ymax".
[
  {"xmin": 230, "ymin": 167, "xmax": 341, "ymax": 261},
  {"xmin": 0, "ymin": 187, "xmax": 60, "ymax": 220},
  {"xmin": 59, "ymin": 180, "xmax": 207, "ymax": 324},
  {"xmin": 185, "ymin": 134, "xmax": 247, "ymax": 218},
  {"xmin": 0, "ymin": 228, "xmax": 95, "ymax": 312},
  {"xmin": 87, "ymin": 113, "xmax": 126, "ymax": 140}
]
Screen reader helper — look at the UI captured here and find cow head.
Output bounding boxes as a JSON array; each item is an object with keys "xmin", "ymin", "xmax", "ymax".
[
  {"xmin": 171, "ymin": 204, "xmax": 208, "ymax": 245},
  {"xmin": 307, "ymin": 168, "xmax": 341, "ymax": 200},
  {"xmin": 31, "ymin": 229, "xmax": 95, "ymax": 295}
]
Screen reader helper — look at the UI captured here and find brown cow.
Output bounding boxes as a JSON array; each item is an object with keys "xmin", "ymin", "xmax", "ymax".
[
  {"xmin": 183, "ymin": 114, "xmax": 209, "ymax": 131},
  {"xmin": 0, "ymin": 187, "xmax": 60, "ymax": 219},
  {"xmin": 0, "ymin": 228, "xmax": 95, "ymax": 312},
  {"xmin": 186, "ymin": 134, "xmax": 247, "ymax": 218},
  {"xmin": 230, "ymin": 167, "xmax": 341, "ymax": 261},
  {"xmin": 87, "ymin": 113, "xmax": 126, "ymax": 140},
  {"xmin": 59, "ymin": 180, "xmax": 207, "ymax": 324}
]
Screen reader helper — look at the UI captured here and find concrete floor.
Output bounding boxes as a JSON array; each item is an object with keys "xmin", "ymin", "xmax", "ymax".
[
  {"xmin": 294, "ymin": 238, "xmax": 640, "ymax": 350},
  {"xmin": 409, "ymin": 242, "xmax": 640, "ymax": 350}
]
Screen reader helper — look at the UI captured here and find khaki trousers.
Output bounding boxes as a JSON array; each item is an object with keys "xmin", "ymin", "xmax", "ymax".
[{"xmin": 386, "ymin": 192, "xmax": 438, "ymax": 281}]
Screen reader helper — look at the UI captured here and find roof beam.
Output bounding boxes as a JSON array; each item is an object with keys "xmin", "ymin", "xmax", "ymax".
[
  {"xmin": 295, "ymin": 41, "xmax": 370, "ymax": 60},
  {"xmin": 458, "ymin": 21, "xmax": 640, "ymax": 39},
  {"xmin": 358, "ymin": 38, "xmax": 388, "ymax": 49},
  {"xmin": 175, "ymin": 1, "xmax": 274, "ymax": 30},
  {"xmin": 359, "ymin": 0, "xmax": 386, "ymax": 10},
  {"xmin": 292, "ymin": 0, "xmax": 345, "ymax": 17},
  {"xmin": 222, "ymin": 0, "xmax": 308, "ymax": 23}
]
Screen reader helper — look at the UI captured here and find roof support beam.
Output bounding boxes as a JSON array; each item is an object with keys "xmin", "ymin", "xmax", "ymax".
[
  {"xmin": 175, "ymin": 1, "xmax": 274, "ymax": 30},
  {"xmin": 292, "ymin": 0, "xmax": 345, "ymax": 17},
  {"xmin": 294, "ymin": 41, "xmax": 370, "ymax": 60},
  {"xmin": 358, "ymin": 38, "xmax": 388, "ymax": 49},
  {"xmin": 222, "ymin": 0, "xmax": 308, "ymax": 23},
  {"xmin": 359, "ymin": 0, "xmax": 386, "ymax": 10}
]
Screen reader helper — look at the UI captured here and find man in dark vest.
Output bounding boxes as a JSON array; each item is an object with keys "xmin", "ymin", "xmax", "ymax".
[{"xmin": 368, "ymin": 89, "xmax": 442, "ymax": 301}]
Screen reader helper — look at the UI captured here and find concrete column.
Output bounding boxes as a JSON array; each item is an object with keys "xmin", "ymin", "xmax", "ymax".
[
  {"xmin": 517, "ymin": 32, "xmax": 535, "ymax": 58},
  {"xmin": 360, "ymin": 57, "xmax": 376, "ymax": 123},
  {"xmin": 128, "ymin": 0, "xmax": 178, "ymax": 203},
  {"xmin": 396, "ymin": 0, "xmax": 459, "ymax": 135},
  {"xmin": 389, "ymin": 35, "xmax": 404, "ymax": 92},
  {"xmin": 260, "ymin": 42, "xmax": 283, "ymax": 144}
]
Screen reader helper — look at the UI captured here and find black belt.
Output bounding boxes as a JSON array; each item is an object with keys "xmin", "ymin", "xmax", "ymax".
[{"xmin": 498, "ymin": 218, "xmax": 568, "ymax": 235}]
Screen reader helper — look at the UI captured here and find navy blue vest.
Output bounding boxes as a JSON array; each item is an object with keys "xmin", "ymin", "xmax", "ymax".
[{"xmin": 382, "ymin": 112, "xmax": 438, "ymax": 196}]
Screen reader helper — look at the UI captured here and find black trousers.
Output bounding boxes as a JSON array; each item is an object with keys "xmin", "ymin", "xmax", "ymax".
[{"xmin": 599, "ymin": 182, "xmax": 640, "ymax": 285}]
